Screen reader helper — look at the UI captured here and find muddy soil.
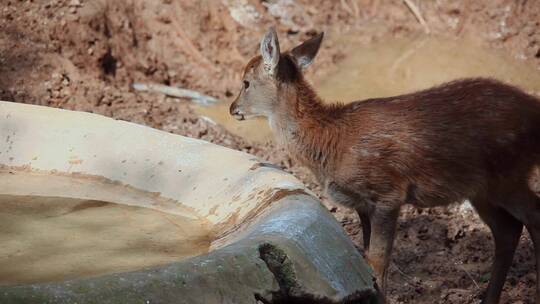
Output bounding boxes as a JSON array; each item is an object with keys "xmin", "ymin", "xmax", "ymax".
[{"xmin": 2, "ymin": 0, "xmax": 540, "ymax": 303}]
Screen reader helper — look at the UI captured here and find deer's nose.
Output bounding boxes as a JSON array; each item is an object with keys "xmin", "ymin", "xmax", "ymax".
[{"xmin": 229, "ymin": 102, "xmax": 245, "ymax": 121}]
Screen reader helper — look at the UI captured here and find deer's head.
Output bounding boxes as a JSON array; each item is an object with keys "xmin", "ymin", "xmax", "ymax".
[{"xmin": 229, "ymin": 28, "xmax": 324, "ymax": 121}]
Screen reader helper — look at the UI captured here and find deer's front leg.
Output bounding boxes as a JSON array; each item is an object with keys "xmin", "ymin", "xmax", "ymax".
[
  {"xmin": 325, "ymin": 182, "xmax": 376, "ymax": 252},
  {"xmin": 366, "ymin": 205, "xmax": 400, "ymax": 295},
  {"xmin": 356, "ymin": 208, "xmax": 372, "ymax": 251}
]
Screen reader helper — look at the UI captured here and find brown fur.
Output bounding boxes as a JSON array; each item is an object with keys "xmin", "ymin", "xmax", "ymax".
[
  {"xmin": 284, "ymin": 77, "xmax": 540, "ymax": 208},
  {"xmin": 230, "ymin": 31, "xmax": 540, "ymax": 304}
]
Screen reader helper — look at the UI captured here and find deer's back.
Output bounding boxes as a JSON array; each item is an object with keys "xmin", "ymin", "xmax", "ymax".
[{"xmin": 333, "ymin": 78, "xmax": 540, "ymax": 207}]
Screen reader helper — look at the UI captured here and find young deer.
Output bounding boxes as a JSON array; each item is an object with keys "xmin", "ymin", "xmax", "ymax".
[{"xmin": 230, "ymin": 28, "xmax": 540, "ymax": 304}]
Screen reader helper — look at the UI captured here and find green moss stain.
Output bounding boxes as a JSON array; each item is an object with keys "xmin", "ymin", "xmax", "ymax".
[{"xmin": 258, "ymin": 242, "xmax": 300, "ymax": 295}]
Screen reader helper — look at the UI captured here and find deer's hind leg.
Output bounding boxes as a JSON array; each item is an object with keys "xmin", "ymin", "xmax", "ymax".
[
  {"xmin": 472, "ymin": 197, "xmax": 523, "ymax": 304},
  {"xmin": 509, "ymin": 190, "xmax": 540, "ymax": 304}
]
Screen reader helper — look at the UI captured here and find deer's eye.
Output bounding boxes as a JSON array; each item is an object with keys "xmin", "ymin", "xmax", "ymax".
[{"xmin": 243, "ymin": 80, "xmax": 250, "ymax": 90}]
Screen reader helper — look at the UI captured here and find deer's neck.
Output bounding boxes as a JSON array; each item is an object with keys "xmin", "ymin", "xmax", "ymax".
[{"xmin": 270, "ymin": 81, "xmax": 343, "ymax": 177}]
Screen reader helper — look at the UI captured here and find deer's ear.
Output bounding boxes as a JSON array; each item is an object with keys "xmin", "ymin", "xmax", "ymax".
[
  {"xmin": 291, "ymin": 32, "xmax": 324, "ymax": 70},
  {"xmin": 260, "ymin": 27, "xmax": 280, "ymax": 76}
]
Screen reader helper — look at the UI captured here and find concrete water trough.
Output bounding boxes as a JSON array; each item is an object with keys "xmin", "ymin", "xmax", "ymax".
[{"xmin": 0, "ymin": 101, "xmax": 379, "ymax": 303}]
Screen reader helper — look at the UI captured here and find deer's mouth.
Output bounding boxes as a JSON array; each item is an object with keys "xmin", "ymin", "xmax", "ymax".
[
  {"xmin": 230, "ymin": 108, "xmax": 246, "ymax": 120},
  {"xmin": 232, "ymin": 113, "xmax": 245, "ymax": 121},
  {"xmin": 229, "ymin": 103, "xmax": 246, "ymax": 121}
]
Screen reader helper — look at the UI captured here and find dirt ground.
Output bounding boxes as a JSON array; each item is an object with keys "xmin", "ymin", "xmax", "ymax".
[{"xmin": 2, "ymin": 0, "xmax": 540, "ymax": 303}]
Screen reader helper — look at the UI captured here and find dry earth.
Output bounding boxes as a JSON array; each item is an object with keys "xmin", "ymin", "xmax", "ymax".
[{"xmin": 2, "ymin": 0, "xmax": 540, "ymax": 303}]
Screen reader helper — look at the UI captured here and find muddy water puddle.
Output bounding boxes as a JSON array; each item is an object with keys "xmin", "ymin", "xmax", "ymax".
[
  {"xmin": 196, "ymin": 34, "xmax": 540, "ymax": 143},
  {"xmin": 317, "ymin": 34, "xmax": 540, "ymax": 102},
  {"xmin": 0, "ymin": 195, "xmax": 212, "ymax": 285}
]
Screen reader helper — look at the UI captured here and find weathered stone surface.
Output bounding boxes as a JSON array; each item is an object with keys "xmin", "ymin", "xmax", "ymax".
[{"xmin": 0, "ymin": 101, "xmax": 379, "ymax": 303}]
